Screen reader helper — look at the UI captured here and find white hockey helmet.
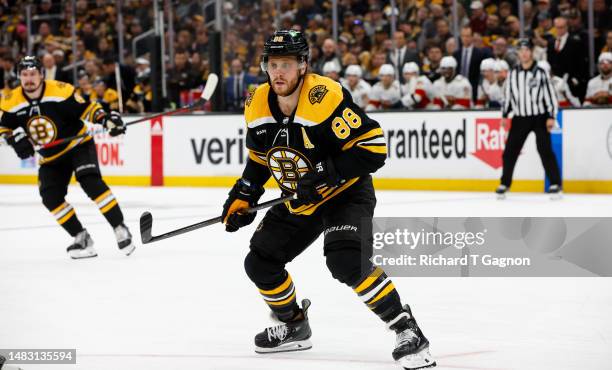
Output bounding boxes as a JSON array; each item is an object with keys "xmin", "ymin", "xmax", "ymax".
[
  {"xmin": 537, "ymin": 60, "xmax": 551, "ymax": 75},
  {"xmin": 494, "ymin": 59, "xmax": 510, "ymax": 72},
  {"xmin": 379, "ymin": 63, "xmax": 395, "ymax": 76},
  {"xmin": 345, "ymin": 64, "xmax": 363, "ymax": 77},
  {"xmin": 322, "ymin": 61, "xmax": 341, "ymax": 74},
  {"xmin": 402, "ymin": 62, "xmax": 419, "ymax": 74},
  {"xmin": 598, "ymin": 52, "xmax": 612, "ymax": 64},
  {"xmin": 480, "ymin": 58, "xmax": 495, "ymax": 71},
  {"xmin": 440, "ymin": 56, "xmax": 457, "ymax": 69}
]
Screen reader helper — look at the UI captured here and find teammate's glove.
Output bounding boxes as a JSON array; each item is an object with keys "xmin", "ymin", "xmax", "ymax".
[
  {"xmin": 222, "ymin": 178, "xmax": 265, "ymax": 232},
  {"xmin": 296, "ymin": 158, "xmax": 340, "ymax": 204},
  {"xmin": 6, "ymin": 127, "xmax": 35, "ymax": 159},
  {"xmin": 103, "ymin": 111, "xmax": 126, "ymax": 137}
]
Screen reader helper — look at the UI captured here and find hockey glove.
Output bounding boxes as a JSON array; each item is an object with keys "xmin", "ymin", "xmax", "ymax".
[
  {"xmin": 222, "ymin": 178, "xmax": 265, "ymax": 232},
  {"xmin": 103, "ymin": 111, "xmax": 126, "ymax": 137},
  {"xmin": 6, "ymin": 127, "xmax": 35, "ymax": 159},
  {"xmin": 296, "ymin": 158, "xmax": 341, "ymax": 204}
]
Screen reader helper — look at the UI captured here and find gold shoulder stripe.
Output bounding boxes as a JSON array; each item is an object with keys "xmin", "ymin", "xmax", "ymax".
[
  {"xmin": 0, "ymin": 87, "xmax": 28, "ymax": 113},
  {"xmin": 42, "ymin": 80, "xmax": 75, "ymax": 101},
  {"xmin": 294, "ymin": 74, "xmax": 344, "ymax": 126},
  {"xmin": 357, "ymin": 144, "xmax": 388, "ymax": 154},
  {"xmin": 248, "ymin": 150, "xmax": 267, "ymax": 166},
  {"xmin": 245, "ymin": 84, "xmax": 272, "ymax": 127}
]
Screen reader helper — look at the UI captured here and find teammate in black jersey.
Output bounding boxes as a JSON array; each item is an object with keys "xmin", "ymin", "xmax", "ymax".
[
  {"xmin": 220, "ymin": 31, "xmax": 436, "ymax": 369},
  {"xmin": 0, "ymin": 56, "xmax": 135, "ymax": 259}
]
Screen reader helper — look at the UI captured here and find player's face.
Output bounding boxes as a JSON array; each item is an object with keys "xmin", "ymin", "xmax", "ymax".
[
  {"xmin": 325, "ymin": 71, "xmax": 339, "ymax": 81},
  {"xmin": 381, "ymin": 74, "xmax": 394, "ymax": 86},
  {"xmin": 267, "ymin": 56, "xmax": 304, "ymax": 97},
  {"xmin": 483, "ymin": 70, "xmax": 495, "ymax": 82},
  {"xmin": 441, "ymin": 67, "xmax": 454, "ymax": 80},
  {"xmin": 599, "ymin": 61, "xmax": 612, "ymax": 75},
  {"xmin": 403, "ymin": 72, "xmax": 417, "ymax": 81},
  {"xmin": 347, "ymin": 74, "xmax": 359, "ymax": 87},
  {"xmin": 497, "ymin": 70, "xmax": 508, "ymax": 81},
  {"xmin": 20, "ymin": 69, "xmax": 44, "ymax": 93}
]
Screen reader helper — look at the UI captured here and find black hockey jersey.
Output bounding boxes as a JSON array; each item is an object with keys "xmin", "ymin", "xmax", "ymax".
[
  {"xmin": 244, "ymin": 73, "xmax": 386, "ymax": 215},
  {"xmin": 0, "ymin": 80, "xmax": 105, "ymax": 164}
]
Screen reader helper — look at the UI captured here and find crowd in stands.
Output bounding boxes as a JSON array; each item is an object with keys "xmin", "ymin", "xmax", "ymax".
[{"xmin": 1, "ymin": 0, "xmax": 612, "ymax": 113}]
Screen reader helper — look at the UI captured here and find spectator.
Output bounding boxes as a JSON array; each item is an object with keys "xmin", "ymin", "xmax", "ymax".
[
  {"xmin": 400, "ymin": 62, "xmax": 434, "ymax": 110},
  {"xmin": 225, "ymin": 58, "xmax": 258, "ymax": 112},
  {"xmin": 366, "ymin": 64, "xmax": 401, "ymax": 111},
  {"xmin": 454, "ymin": 26, "xmax": 490, "ymax": 101},
  {"xmin": 538, "ymin": 60, "xmax": 581, "ymax": 108},
  {"xmin": 434, "ymin": 18, "xmax": 454, "ymax": 45},
  {"xmin": 101, "ymin": 58, "xmax": 136, "ymax": 107},
  {"xmin": 340, "ymin": 65, "xmax": 371, "ymax": 110},
  {"xmin": 126, "ymin": 70, "xmax": 153, "ymax": 113},
  {"xmin": 469, "ymin": 1, "xmax": 488, "ymax": 35},
  {"xmin": 42, "ymin": 53, "xmax": 69, "ymax": 82},
  {"xmin": 167, "ymin": 49, "xmax": 199, "ymax": 107},
  {"xmin": 313, "ymin": 38, "xmax": 342, "ymax": 75},
  {"xmin": 445, "ymin": 37, "xmax": 458, "ymax": 56},
  {"xmin": 492, "ymin": 37, "xmax": 518, "ymax": 68},
  {"xmin": 364, "ymin": 51, "xmax": 387, "ymax": 82},
  {"xmin": 76, "ymin": 72, "xmax": 94, "ymax": 102},
  {"xmin": 546, "ymin": 17, "xmax": 588, "ymax": 99},
  {"xmin": 475, "ymin": 58, "xmax": 503, "ymax": 108},
  {"xmin": 135, "ymin": 58, "xmax": 150, "ymax": 77},
  {"xmin": 584, "ymin": 52, "xmax": 612, "ymax": 106},
  {"xmin": 92, "ymin": 78, "xmax": 120, "ymax": 111},
  {"xmin": 387, "ymin": 31, "xmax": 419, "ymax": 83},
  {"xmin": 322, "ymin": 61, "xmax": 341, "ymax": 82},
  {"xmin": 432, "ymin": 56, "xmax": 472, "ymax": 109},
  {"xmin": 423, "ymin": 42, "xmax": 444, "ymax": 82}
]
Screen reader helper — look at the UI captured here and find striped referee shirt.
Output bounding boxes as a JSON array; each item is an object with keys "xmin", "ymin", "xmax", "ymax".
[{"xmin": 502, "ymin": 61, "xmax": 558, "ymax": 119}]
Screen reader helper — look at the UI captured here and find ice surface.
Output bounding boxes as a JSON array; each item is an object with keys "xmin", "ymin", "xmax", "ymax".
[{"xmin": 1, "ymin": 185, "xmax": 611, "ymax": 370}]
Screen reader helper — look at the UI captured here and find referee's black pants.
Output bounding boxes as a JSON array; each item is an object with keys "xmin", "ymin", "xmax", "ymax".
[{"xmin": 501, "ymin": 114, "xmax": 561, "ymax": 187}]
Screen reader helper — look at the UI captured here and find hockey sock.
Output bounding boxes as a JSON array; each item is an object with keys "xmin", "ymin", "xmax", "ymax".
[
  {"xmin": 258, "ymin": 271, "xmax": 299, "ymax": 322},
  {"xmin": 48, "ymin": 201, "xmax": 83, "ymax": 236},
  {"xmin": 79, "ymin": 175, "xmax": 124, "ymax": 228},
  {"xmin": 352, "ymin": 266, "xmax": 404, "ymax": 323}
]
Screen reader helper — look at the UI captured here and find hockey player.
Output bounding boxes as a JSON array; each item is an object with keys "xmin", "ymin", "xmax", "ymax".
[
  {"xmin": 0, "ymin": 56, "xmax": 135, "ymax": 259},
  {"xmin": 400, "ymin": 62, "xmax": 434, "ymax": 109},
  {"xmin": 366, "ymin": 63, "xmax": 402, "ymax": 111},
  {"xmin": 537, "ymin": 60, "xmax": 581, "ymax": 108},
  {"xmin": 494, "ymin": 59, "xmax": 510, "ymax": 90},
  {"xmin": 340, "ymin": 64, "xmax": 371, "ymax": 110},
  {"xmin": 583, "ymin": 52, "xmax": 612, "ymax": 107},
  {"xmin": 432, "ymin": 56, "xmax": 472, "ymax": 109},
  {"xmin": 475, "ymin": 58, "xmax": 503, "ymax": 108},
  {"xmin": 221, "ymin": 30, "xmax": 436, "ymax": 370},
  {"xmin": 322, "ymin": 61, "xmax": 342, "ymax": 82}
]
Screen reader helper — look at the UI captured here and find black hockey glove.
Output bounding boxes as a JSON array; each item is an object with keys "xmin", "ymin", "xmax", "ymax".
[
  {"xmin": 6, "ymin": 127, "xmax": 35, "ymax": 159},
  {"xmin": 296, "ymin": 158, "xmax": 341, "ymax": 204},
  {"xmin": 222, "ymin": 178, "xmax": 265, "ymax": 232},
  {"xmin": 103, "ymin": 111, "xmax": 126, "ymax": 137}
]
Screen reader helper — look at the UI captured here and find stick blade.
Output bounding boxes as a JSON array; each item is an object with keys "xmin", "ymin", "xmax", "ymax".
[
  {"xmin": 201, "ymin": 73, "xmax": 219, "ymax": 101},
  {"xmin": 139, "ymin": 212, "xmax": 154, "ymax": 244}
]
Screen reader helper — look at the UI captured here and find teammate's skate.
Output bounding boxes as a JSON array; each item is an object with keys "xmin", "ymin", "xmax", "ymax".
[
  {"xmin": 66, "ymin": 229, "xmax": 97, "ymax": 259},
  {"xmin": 547, "ymin": 184, "xmax": 563, "ymax": 200},
  {"xmin": 495, "ymin": 184, "xmax": 508, "ymax": 200},
  {"xmin": 254, "ymin": 299, "xmax": 312, "ymax": 354},
  {"xmin": 388, "ymin": 305, "xmax": 436, "ymax": 370},
  {"xmin": 114, "ymin": 223, "xmax": 135, "ymax": 256}
]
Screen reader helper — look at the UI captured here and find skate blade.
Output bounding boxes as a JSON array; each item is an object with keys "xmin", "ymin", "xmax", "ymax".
[
  {"xmin": 255, "ymin": 339, "xmax": 312, "ymax": 354},
  {"xmin": 549, "ymin": 192, "xmax": 563, "ymax": 201},
  {"xmin": 120, "ymin": 242, "xmax": 136, "ymax": 256},
  {"xmin": 496, "ymin": 193, "xmax": 506, "ymax": 200},
  {"xmin": 398, "ymin": 346, "xmax": 436, "ymax": 370},
  {"xmin": 68, "ymin": 246, "xmax": 98, "ymax": 259}
]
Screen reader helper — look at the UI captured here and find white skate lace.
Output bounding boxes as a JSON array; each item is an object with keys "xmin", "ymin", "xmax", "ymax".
[
  {"xmin": 396, "ymin": 328, "xmax": 418, "ymax": 347},
  {"xmin": 267, "ymin": 324, "xmax": 289, "ymax": 342}
]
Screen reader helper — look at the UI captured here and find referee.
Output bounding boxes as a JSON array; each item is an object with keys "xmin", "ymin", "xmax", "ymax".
[{"xmin": 496, "ymin": 38, "xmax": 561, "ymax": 199}]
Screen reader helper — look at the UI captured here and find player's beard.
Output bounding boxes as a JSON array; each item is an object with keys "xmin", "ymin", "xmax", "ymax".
[
  {"xmin": 22, "ymin": 79, "xmax": 43, "ymax": 94},
  {"xmin": 271, "ymin": 73, "xmax": 300, "ymax": 97}
]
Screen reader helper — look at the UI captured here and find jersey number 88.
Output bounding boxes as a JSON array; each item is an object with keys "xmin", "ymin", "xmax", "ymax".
[{"xmin": 332, "ymin": 108, "xmax": 361, "ymax": 139}]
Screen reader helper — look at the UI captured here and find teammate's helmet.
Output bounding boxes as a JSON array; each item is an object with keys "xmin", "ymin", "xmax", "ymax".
[
  {"xmin": 261, "ymin": 30, "xmax": 309, "ymax": 72},
  {"xmin": 17, "ymin": 56, "xmax": 43, "ymax": 74}
]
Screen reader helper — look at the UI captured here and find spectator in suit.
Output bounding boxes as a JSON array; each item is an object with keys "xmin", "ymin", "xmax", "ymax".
[
  {"xmin": 546, "ymin": 17, "xmax": 588, "ymax": 100},
  {"xmin": 41, "ymin": 53, "xmax": 69, "ymax": 82},
  {"xmin": 453, "ymin": 25, "xmax": 490, "ymax": 101},
  {"xmin": 225, "ymin": 58, "xmax": 258, "ymax": 112},
  {"xmin": 386, "ymin": 31, "xmax": 419, "ymax": 83}
]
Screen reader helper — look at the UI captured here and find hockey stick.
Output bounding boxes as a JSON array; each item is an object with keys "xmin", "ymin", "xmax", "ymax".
[
  {"xmin": 41, "ymin": 73, "xmax": 219, "ymax": 150},
  {"xmin": 139, "ymin": 194, "xmax": 294, "ymax": 244}
]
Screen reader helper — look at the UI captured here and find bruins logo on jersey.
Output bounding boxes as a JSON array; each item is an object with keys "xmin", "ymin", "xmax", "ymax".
[
  {"xmin": 27, "ymin": 115, "xmax": 57, "ymax": 145},
  {"xmin": 308, "ymin": 85, "xmax": 328, "ymax": 104},
  {"xmin": 266, "ymin": 146, "xmax": 312, "ymax": 192},
  {"xmin": 245, "ymin": 90, "xmax": 254, "ymax": 107}
]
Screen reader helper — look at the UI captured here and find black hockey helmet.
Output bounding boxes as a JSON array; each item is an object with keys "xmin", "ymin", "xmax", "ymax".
[
  {"xmin": 261, "ymin": 30, "xmax": 309, "ymax": 71},
  {"xmin": 17, "ymin": 55, "xmax": 43, "ymax": 74}
]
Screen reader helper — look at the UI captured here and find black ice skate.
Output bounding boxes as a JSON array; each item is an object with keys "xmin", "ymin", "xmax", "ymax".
[
  {"xmin": 254, "ymin": 299, "xmax": 312, "ymax": 354},
  {"xmin": 114, "ymin": 223, "xmax": 135, "ymax": 256},
  {"xmin": 67, "ymin": 229, "xmax": 97, "ymax": 259},
  {"xmin": 495, "ymin": 184, "xmax": 508, "ymax": 200},
  {"xmin": 388, "ymin": 305, "xmax": 436, "ymax": 370},
  {"xmin": 547, "ymin": 184, "xmax": 563, "ymax": 200}
]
